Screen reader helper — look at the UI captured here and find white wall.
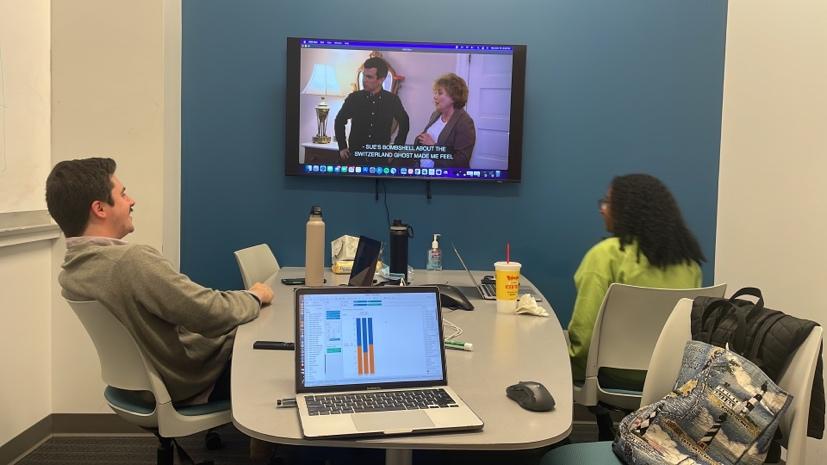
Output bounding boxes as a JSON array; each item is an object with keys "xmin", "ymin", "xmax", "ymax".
[
  {"xmin": 0, "ymin": 242, "xmax": 53, "ymax": 446},
  {"xmin": 717, "ymin": 0, "xmax": 826, "ymax": 461},
  {"xmin": 0, "ymin": 0, "xmax": 51, "ymax": 213},
  {"xmin": 50, "ymin": 0, "xmax": 180, "ymax": 413},
  {"xmin": 0, "ymin": 0, "xmax": 52, "ymax": 448},
  {"xmin": 0, "ymin": 0, "xmax": 179, "ymax": 443},
  {"xmin": 162, "ymin": 0, "xmax": 182, "ymax": 271}
]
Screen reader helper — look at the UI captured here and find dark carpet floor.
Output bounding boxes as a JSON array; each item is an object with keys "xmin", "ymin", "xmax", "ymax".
[{"xmin": 16, "ymin": 407, "xmax": 619, "ymax": 465}]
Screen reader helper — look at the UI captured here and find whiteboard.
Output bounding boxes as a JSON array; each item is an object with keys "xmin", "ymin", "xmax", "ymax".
[{"xmin": 0, "ymin": 2, "xmax": 51, "ymax": 214}]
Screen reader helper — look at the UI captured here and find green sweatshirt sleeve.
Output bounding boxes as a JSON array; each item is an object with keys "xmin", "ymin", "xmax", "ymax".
[
  {"xmin": 119, "ymin": 245, "xmax": 261, "ymax": 337},
  {"xmin": 567, "ymin": 243, "xmax": 613, "ymax": 381}
]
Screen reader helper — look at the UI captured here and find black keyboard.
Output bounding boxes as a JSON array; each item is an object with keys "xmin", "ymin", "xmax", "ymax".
[
  {"xmin": 481, "ymin": 283, "xmax": 542, "ymax": 301},
  {"xmin": 304, "ymin": 388, "xmax": 459, "ymax": 416}
]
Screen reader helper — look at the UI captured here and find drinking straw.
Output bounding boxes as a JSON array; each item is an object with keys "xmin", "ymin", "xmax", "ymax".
[{"xmin": 506, "ymin": 242, "xmax": 510, "ymax": 263}]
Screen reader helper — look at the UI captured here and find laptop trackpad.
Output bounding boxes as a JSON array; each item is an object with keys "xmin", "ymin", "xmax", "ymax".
[{"xmin": 352, "ymin": 411, "xmax": 434, "ymax": 432}]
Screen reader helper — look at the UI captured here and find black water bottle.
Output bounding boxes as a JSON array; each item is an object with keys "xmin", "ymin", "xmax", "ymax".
[{"xmin": 389, "ymin": 219, "xmax": 413, "ymax": 281}]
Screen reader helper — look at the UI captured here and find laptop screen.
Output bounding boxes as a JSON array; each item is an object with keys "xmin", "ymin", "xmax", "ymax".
[
  {"xmin": 451, "ymin": 243, "xmax": 481, "ymax": 290},
  {"xmin": 348, "ymin": 235, "xmax": 381, "ymax": 286},
  {"xmin": 295, "ymin": 286, "xmax": 447, "ymax": 393}
]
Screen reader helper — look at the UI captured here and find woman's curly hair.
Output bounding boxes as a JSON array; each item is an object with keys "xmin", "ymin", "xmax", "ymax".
[
  {"xmin": 434, "ymin": 73, "xmax": 469, "ymax": 109},
  {"xmin": 610, "ymin": 174, "xmax": 706, "ymax": 268}
]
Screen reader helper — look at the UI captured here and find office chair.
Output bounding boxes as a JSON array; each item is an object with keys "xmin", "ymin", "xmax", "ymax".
[
  {"xmin": 234, "ymin": 243, "xmax": 280, "ymax": 288},
  {"xmin": 573, "ymin": 283, "xmax": 727, "ymax": 438},
  {"xmin": 543, "ymin": 298, "xmax": 823, "ymax": 465},
  {"xmin": 67, "ymin": 299, "xmax": 232, "ymax": 465}
]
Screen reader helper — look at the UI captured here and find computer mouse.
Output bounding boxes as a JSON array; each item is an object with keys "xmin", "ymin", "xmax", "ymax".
[
  {"xmin": 433, "ymin": 284, "xmax": 474, "ymax": 311},
  {"xmin": 506, "ymin": 381, "xmax": 555, "ymax": 412}
]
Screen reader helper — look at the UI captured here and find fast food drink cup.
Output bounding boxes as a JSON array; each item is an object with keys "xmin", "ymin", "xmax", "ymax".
[{"xmin": 494, "ymin": 261, "xmax": 521, "ymax": 313}]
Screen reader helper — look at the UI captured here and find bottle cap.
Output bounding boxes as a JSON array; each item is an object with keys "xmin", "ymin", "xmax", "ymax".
[
  {"xmin": 309, "ymin": 205, "xmax": 322, "ymax": 216},
  {"xmin": 431, "ymin": 233, "xmax": 440, "ymax": 249},
  {"xmin": 390, "ymin": 219, "xmax": 406, "ymax": 232},
  {"xmin": 391, "ymin": 219, "xmax": 412, "ymax": 237}
]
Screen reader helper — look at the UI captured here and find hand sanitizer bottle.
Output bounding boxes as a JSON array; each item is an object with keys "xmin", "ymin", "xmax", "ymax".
[{"xmin": 426, "ymin": 234, "xmax": 442, "ymax": 271}]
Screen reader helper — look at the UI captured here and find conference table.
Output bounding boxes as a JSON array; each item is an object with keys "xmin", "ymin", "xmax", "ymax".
[{"xmin": 231, "ymin": 267, "xmax": 573, "ymax": 465}]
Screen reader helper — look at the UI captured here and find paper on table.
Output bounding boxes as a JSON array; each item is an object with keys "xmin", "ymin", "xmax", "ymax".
[{"xmin": 514, "ymin": 294, "xmax": 549, "ymax": 317}]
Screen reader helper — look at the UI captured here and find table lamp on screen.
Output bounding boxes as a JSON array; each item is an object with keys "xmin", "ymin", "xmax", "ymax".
[{"xmin": 302, "ymin": 64, "xmax": 341, "ymax": 144}]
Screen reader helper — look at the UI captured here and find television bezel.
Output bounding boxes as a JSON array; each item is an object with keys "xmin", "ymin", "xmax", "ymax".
[{"xmin": 285, "ymin": 37, "xmax": 526, "ymax": 183}]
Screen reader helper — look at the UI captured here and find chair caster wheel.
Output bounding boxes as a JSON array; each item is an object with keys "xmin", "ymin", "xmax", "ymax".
[{"xmin": 205, "ymin": 430, "xmax": 223, "ymax": 450}]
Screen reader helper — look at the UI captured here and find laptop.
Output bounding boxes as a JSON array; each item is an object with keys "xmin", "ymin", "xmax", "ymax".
[
  {"xmin": 451, "ymin": 243, "xmax": 541, "ymax": 301},
  {"xmin": 294, "ymin": 286, "xmax": 484, "ymax": 439}
]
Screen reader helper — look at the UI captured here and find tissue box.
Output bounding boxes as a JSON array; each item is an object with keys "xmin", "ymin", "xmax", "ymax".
[
  {"xmin": 331, "ymin": 259, "xmax": 384, "ymax": 275},
  {"xmin": 332, "ymin": 260, "xmax": 354, "ymax": 274}
]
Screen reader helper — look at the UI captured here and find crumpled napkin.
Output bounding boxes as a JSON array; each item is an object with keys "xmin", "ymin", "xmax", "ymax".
[{"xmin": 514, "ymin": 294, "xmax": 550, "ymax": 317}]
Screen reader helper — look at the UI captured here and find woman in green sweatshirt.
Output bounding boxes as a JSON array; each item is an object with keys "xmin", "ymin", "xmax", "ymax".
[{"xmin": 568, "ymin": 174, "xmax": 706, "ymax": 391}]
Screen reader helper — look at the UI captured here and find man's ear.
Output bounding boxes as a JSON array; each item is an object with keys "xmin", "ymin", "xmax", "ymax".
[{"xmin": 89, "ymin": 200, "xmax": 107, "ymax": 220}]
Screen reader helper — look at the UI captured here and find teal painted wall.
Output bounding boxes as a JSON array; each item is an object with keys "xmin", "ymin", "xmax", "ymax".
[{"xmin": 181, "ymin": 0, "xmax": 727, "ymax": 324}]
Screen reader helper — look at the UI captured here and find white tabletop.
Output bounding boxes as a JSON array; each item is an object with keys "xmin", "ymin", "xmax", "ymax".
[{"xmin": 231, "ymin": 267, "xmax": 573, "ymax": 451}]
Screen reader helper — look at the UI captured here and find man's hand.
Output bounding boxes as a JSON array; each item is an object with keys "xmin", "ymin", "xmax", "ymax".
[
  {"xmin": 339, "ymin": 149, "xmax": 350, "ymax": 161},
  {"xmin": 249, "ymin": 282, "xmax": 273, "ymax": 305}
]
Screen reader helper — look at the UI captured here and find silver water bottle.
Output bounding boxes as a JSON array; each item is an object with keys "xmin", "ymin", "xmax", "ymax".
[{"xmin": 305, "ymin": 206, "xmax": 325, "ymax": 286}]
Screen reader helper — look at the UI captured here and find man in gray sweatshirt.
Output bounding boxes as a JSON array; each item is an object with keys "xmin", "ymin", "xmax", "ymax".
[{"xmin": 46, "ymin": 157, "xmax": 273, "ymax": 405}]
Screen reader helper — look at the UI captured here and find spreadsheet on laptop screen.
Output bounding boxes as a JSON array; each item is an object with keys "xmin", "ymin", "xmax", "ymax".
[{"xmin": 298, "ymin": 291, "xmax": 445, "ymax": 388}]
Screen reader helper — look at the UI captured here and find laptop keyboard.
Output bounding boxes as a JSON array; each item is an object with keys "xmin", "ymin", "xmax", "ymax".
[{"xmin": 305, "ymin": 388, "xmax": 459, "ymax": 415}]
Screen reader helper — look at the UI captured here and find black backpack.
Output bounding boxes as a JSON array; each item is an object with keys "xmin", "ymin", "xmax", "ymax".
[{"xmin": 692, "ymin": 287, "xmax": 816, "ymax": 383}]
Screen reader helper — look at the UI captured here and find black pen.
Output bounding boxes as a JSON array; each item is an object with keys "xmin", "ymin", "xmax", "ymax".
[{"xmin": 253, "ymin": 341, "xmax": 295, "ymax": 350}]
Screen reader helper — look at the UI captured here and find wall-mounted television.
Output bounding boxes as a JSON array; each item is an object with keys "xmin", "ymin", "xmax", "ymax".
[{"xmin": 285, "ymin": 37, "xmax": 526, "ymax": 182}]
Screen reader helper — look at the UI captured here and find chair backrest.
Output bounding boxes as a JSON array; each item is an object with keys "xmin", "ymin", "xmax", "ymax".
[
  {"xmin": 234, "ymin": 243, "xmax": 279, "ymax": 288},
  {"xmin": 643, "ymin": 298, "xmax": 823, "ymax": 465},
  {"xmin": 66, "ymin": 299, "xmax": 171, "ymax": 404},
  {"xmin": 587, "ymin": 283, "xmax": 727, "ymax": 376}
]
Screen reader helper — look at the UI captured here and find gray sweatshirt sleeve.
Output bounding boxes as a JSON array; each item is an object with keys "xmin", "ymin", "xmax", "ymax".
[{"xmin": 119, "ymin": 245, "xmax": 261, "ymax": 337}]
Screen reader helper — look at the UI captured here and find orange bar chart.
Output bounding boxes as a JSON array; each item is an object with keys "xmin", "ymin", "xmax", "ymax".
[{"xmin": 356, "ymin": 317, "xmax": 375, "ymax": 375}]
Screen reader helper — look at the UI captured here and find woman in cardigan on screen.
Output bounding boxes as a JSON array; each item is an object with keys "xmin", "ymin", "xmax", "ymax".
[{"xmin": 414, "ymin": 73, "xmax": 476, "ymax": 169}]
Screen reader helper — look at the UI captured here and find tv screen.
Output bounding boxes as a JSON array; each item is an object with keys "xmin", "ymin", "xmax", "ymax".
[{"xmin": 285, "ymin": 37, "xmax": 526, "ymax": 182}]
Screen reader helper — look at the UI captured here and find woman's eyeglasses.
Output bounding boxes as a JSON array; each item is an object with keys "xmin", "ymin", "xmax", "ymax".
[{"xmin": 598, "ymin": 198, "xmax": 611, "ymax": 209}]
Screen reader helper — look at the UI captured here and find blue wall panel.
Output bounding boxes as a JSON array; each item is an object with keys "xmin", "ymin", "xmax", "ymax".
[{"xmin": 181, "ymin": 0, "xmax": 727, "ymax": 324}]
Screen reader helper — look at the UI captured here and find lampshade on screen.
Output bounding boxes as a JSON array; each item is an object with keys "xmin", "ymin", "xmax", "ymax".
[
  {"xmin": 302, "ymin": 64, "xmax": 341, "ymax": 96},
  {"xmin": 302, "ymin": 64, "xmax": 341, "ymax": 144}
]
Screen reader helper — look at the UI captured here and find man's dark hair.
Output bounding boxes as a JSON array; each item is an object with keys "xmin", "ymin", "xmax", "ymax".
[
  {"xmin": 610, "ymin": 173, "xmax": 706, "ymax": 268},
  {"xmin": 46, "ymin": 157, "xmax": 117, "ymax": 238},
  {"xmin": 363, "ymin": 56, "xmax": 389, "ymax": 79}
]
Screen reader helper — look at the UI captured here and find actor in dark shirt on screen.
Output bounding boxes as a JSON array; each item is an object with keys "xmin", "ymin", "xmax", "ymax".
[{"xmin": 334, "ymin": 57, "xmax": 409, "ymax": 166}]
